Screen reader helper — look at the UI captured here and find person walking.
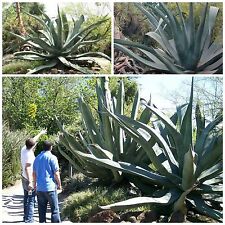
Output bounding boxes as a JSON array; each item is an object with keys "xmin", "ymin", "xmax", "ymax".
[
  {"xmin": 33, "ymin": 141, "xmax": 62, "ymax": 223},
  {"xmin": 21, "ymin": 129, "xmax": 46, "ymax": 223}
]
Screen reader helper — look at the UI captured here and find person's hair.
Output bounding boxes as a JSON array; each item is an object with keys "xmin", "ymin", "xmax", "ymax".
[
  {"xmin": 25, "ymin": 138, "xmax": 36, "ymax": 149},
  {"xmin": 43, "ymin": 141, "xmax": 53, "ymax": 151}
]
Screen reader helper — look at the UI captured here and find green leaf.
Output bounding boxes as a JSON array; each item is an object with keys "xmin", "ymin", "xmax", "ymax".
[
  {"xmin": 100, "ymin": 190, "xmax": 180, "ymax": 211},
  {"xmin": 27, "ymin": 60, "xmax": 58, "ymax": 74},
  {"xmin": 58, "ymin": 56, "xmax": 93, "ymax": 74},
  {"xmin": 187, "ymin": 196, "xmax": 222, "ymax": 222}
]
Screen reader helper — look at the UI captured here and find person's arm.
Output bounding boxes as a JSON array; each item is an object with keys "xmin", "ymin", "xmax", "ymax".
[
  {"xmin": 25, "ymin": 163, "xmax": 33, "ymax": 190},
  {"xmin": 32, "ymin": 129, "xmax": 47, "ymax": 142},
  {"xmin": 54, "ymin": 171, "xmax": 62, "ymax": 190}
]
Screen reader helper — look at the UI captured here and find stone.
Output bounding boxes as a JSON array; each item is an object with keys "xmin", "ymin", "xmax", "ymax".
[{"xmin": 88, "ymin": 210, "xmax": 119, "ymax": 223}]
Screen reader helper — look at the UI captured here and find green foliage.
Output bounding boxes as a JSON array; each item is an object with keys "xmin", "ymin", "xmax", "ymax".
[
  {"xmin": 166, "ymin": 2, "xmax": 223, "ymax": 43},
  {"xmin": 2, "ymin": 60, "xmax": 43, "ymax": 74},
  {"xmin": 2, "ymin": 123, "xmax": 28, "ymax": 188},
  {"xmin": 66, "ymin": 79, "xmax": 223, "ymax": 222},
  {"xmin": 114, "ymin": 3, "xmax": 151, "ymax": 45},
  {"xmin": 3, "ymin": 3, "xmax": 45, "ymax": 55},
  {"xmin": 115, "ymin": 3, "xmax": 223, "ymax": 74},
  {"xmin": 2, "ymin": 77, "xmax": 97, "ymax": 135},
  {"xmin": 62, "ymin": 184, "xmax": 145, "ymax": 222},
  {"xmin": 11, "ymin": 6, "xmax": 111, "ymax": 74},
  {"xmin": 57, "ymin": 77, "xmax": 152, "ymax": 183},
  {"xmin": 62, "ymin": 173, "xmax": 94, "ymax": 195}
]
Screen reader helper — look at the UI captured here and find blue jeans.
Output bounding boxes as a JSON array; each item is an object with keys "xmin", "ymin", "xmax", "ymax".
[
  {"xmin": 23, "ymin": 189, "xmax": 35, "ymax": 223},
  {"xmin": 37, "ymin": 191, "xmax": 61, "ymax": 223}
]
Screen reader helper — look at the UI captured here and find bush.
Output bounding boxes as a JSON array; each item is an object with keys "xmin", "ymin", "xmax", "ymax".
[
  {"xmin": 3, "ymin": 3, "xmax": 44, "ymax": 55},
  {"xmin": 2, "ymin": 123, "xmax": 29, "ymax": 188},
  {"xmin": 62, "ymin": 173, "xmax": 94, "ymax": 195},
  {"xmin": 2, "ymin": 60, "xmax": 43, "ymax": 74},
  {"xmin": 62, "ymin": 182, "xmax": 148, "ymax": 222}
]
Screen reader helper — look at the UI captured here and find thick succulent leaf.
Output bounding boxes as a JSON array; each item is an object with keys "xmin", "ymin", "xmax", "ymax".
[
  {"xmin": 179, "ymin": 78, "xmax": 193, "ymax": 169},
  {"xmin": 58, "ymin": 56, "xmax": 93, "ymax": 74},
  {"xmin": 27, "ymin": 60, "xmax": 58, "ymax": 74},
  {"xmin": 114, "ymin": 80, "xmax": 125, "ymax": 159},
  {"xmin": 73, "ymin": 52, "xmax": 111, "ymax": 61},
  {"xmin": 115, "ymin": 40, "xmax": 183, "ymax": 73},
  {"xmin": 181, "ymin": 148, "xmax": 196, "ymax": 190},
  {"xmin": 14, "ymin": 51, "xmax": 53, "ymax": 59},
  {"xmin": 143, "ymin": 103, "xmax": 181, "ymax": 157},
  {"xmin": 104, "ymin": 108, "xmax": 181, "ymax": 184},
  {"xmin": 57, "ymin": 145, "xmax": 90, "ymax": 176},
  {"xmin": 78, "ymin": 97, "xmax": 105, "ymax": 146},
  {"xmin": 195, "ymin": 183, "xmax": 223, "ymax": 194},
  {"xmin": 125, "ymin": 89, "xmax": 141, "ymax": 148},
  {"xmin": 14, "ymin": 55, "xmax": 46, "ymax": 61},
  {"xmin": 195, "ymin": 134, "xmax": 222, "ymax": 176},
  {"xmin": 65, "ymin": 15, "xmax": 84, "ymax": 44},
  {"xmin": 88, "ymin": 144, "xmax": 113, "ymax": 160},
  {"xmin": 95, "ymin": 82, "xmax": 114, "ymax": 154},
  {"xmin": 187, "ymin": 196, "xmax": 222, "ymax": 222},
  {"xmin": 202, "ymin": 193, "xmax": 223, "ymax": 203},
  {"xmin": 56, "ymin": 118, "xmax": 85, "ymax": 153},
  {"xmin": 74, "ymin": 150, "xmax": 173, "ymax": 187},
  {"xmin": 100, "ymin": 189, "xmax": 180, "ymax": 211},
  {"xmin": 28, "ymin": 36, "xmax": 57, "ymax": 54},
  {"xmin": 203, "ymin": 175, "xmax": 222, "ymax": 185},
  {"xmin": 198, "ymin": 162, "xmax": 222, "ymax": 183},
  {"xmin": 195, "ymin": 114, "xmax": 222, "ymax": 156},
  {"xmin": 131, "ymin": 89, "xmax": 140, "ymax": 120},
  {"xmin": 64, "ymin": 17, "xmax": 109, "ymax": 50}
]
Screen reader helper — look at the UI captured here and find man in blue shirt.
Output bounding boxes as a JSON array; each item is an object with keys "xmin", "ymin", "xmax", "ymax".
[{"xmin": 33, "ymin": 141, "xmax": 62, "ymax": 223}]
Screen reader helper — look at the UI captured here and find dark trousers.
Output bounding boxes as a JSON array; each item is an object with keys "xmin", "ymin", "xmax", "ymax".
[
  {"xmin": 22, "ymin": 176, "xmax": 35, "ymax": 223},
  {"xmin": 37, "ymin": 191, "xmax": 61, "ymax": 223}
]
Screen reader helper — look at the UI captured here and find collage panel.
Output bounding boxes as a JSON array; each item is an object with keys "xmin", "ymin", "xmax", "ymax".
[
  {"xmin": 114, "ymin": 2, "xmax": 223, "ymax": 74},
  {"xmin": 2, "ymin": 76, "xmax": 223, "ymax": 223},
  {"xmin": 2, "ymin": 2, "xmax": 112, "ymax": 75},
  {"xmin": 1, "ymin": 1, "xmax": 223, "ymax": 224}
]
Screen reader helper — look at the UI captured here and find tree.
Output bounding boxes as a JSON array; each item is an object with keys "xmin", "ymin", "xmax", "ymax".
[
  {"xmin": 165, "ymin": 77, "xmax": 222, "ymax": 120},
  {"xmin": 15, "ymin": 2, "xmax": 26, "ymax": 35}
]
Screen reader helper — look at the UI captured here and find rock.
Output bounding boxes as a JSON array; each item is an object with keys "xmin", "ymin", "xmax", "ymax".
[
  {"xmin": 158, "ymin": 215, "xmax": 168, "ymax": 222},
  {"xmin": 50, "ymin": 68, "xmax": 58, "ymax": 74},
  {"xmin": 68, "ymin": 70, "xmax": 76, "ymax": 74},
  {"xmin": 127, "ymin": 216, "xmax": 137, "ymax": 223},
  {"xmin": 140, "ymin": 210, "xmax": 159, "ymax": 222},
  {"xmin": 120, "ymin": 211, "xmax": 142, "ymax": 221},
  {"xmin": 169, "ymin": 211, "xmax": 186, "ymax": 223},
  {"xmin": 88, "ymin": 210, "xmax": 119, "ymax": 223}
]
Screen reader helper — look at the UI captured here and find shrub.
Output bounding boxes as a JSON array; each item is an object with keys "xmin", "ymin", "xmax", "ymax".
[
  {"xmin": 2, "ymin": 123, "xmax": 29, "ymax": 188},
  {"xmin": 3, "ymin": 3, "xmax": 44, "ymax": 55},
  {"xmin": 2, "ymin": 60, "xmax": 43, "ymax": 74},
  {"xmin": 61, "ymin": 184, "xmax": 147, "ymax": 222}
]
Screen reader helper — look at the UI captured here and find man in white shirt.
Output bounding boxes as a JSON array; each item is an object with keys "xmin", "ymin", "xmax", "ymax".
[{"xmin": 21, "ymin": 129, "xmax": 46, "ymax": 223}]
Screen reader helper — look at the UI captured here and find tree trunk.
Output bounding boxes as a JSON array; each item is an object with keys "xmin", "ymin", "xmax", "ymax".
[{"xmin": 15, "ymin": 2, "xmax": 26, "ymax": 36}]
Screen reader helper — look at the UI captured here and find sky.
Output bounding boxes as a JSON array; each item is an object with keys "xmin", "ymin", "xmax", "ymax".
[
  {"xmin": 44, "ymin": 2, "xmax": 111, "ymax": 18},
  {"xmin": 137, "ymin": 76, "xmax": 192, "ymax": 112}
]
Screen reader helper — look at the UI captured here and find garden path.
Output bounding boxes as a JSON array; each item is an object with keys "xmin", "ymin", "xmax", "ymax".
[{"xmin": 2, "ymin": 180, "xmax": 69, "ymax": 223}]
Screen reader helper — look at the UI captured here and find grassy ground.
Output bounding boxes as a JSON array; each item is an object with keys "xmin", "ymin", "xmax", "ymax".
[
  {"xmin": 61, "ymin": 173, "xmax": 149, "ymax": 222},
  {"xmin": 3, "ymin": 56, "xmax": 111, "ymax": 74}
]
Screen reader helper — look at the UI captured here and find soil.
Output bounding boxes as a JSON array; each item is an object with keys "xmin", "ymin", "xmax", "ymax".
[{"xmin": 88, "ymin": 209, "xmax": 220, "ymax": 223}]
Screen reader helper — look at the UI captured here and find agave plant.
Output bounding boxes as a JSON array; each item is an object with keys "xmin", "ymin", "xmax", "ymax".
[
  {"xmin": 115, "ymin": 3, "xmax": 223, "ymax": 74},
  {"xmin": 12, "ymin": 6, "xmax": 111, "ymax": 74},
  {"xmin": 57, "ymin": 77, "xmax": 153, "ymax": 183},
  {"xmin": 69, "ymin": 78, "xmax": 223, "ymax": 222}
]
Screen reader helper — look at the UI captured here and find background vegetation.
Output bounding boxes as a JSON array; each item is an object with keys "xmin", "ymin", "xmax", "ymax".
[{"xmin": 2, "ymin": 77, "xmax": 137, "ymax": 187}]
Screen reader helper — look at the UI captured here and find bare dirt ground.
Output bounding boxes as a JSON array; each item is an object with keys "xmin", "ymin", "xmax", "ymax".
[{"xmin": 2, "ymin": 180, "xmax": 69, "ymax": 223}]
